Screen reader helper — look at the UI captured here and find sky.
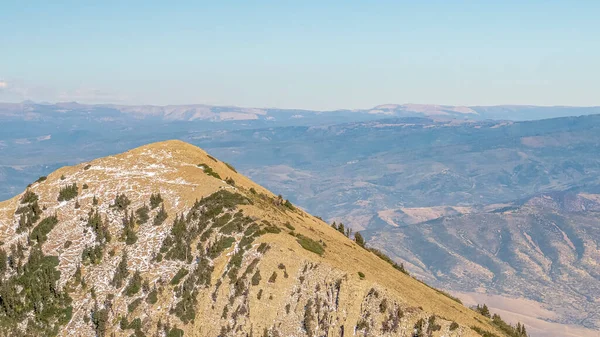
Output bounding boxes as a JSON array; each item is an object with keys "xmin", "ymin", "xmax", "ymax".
[{"xmin": 1, "ymin": 0, "xmax": 599, "ymax": 110}]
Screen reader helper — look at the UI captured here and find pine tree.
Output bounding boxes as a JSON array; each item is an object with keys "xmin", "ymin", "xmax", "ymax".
[
  {"xmin": 125, "ymin": 270, "xmax": 142, "ymax": 296},
  {"xmin": 354, "ymin": 232, "xmax": 366, "ymax": 248},
  {"xmin": 112, "ymin": 251, "xmax": 129, "ymax": 288}
]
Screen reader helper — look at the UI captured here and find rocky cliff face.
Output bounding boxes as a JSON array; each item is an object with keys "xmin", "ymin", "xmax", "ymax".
[{"xmin": 0, "ymin": 140, "xmax": 501, "ymax": 337}]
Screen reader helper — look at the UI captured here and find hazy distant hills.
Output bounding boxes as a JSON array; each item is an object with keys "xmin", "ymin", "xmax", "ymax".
[{"xmin": 2, "ymin": 101, "xmax": 600, "ymax": 124}]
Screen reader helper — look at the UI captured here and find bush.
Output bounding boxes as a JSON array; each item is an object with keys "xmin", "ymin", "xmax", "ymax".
[
  {"xmin": 146, "ymin": 288, "xmax": 158, "ymax": 304},
  {"xmin": 170, "ymin": 268, "xmax": 189, "ymax": 285},
  {"xmin": 110, "ymin": 193, "xmax": 131, "ymax": 211},
  {"xmin": 296, "ymin": 234, "xmax": 324, "ymax": 256},
  {"xmin": 251, "ymin": 270, "xmax": 261, "ymax": 286},
  {"xmin": 354, "ymin": 232, "xmax": 366, "ymax": 247},
  {"xmin": 21, "ymin": 190, "xmax": 39, "ymax": 204},
  {"xmin": 224, "ymin": 162, "xmax": 237, "ymax": 173},
  {"xmin": 167, "ymin": 327, "xmax": 184, "ymax": 337},
  {"xmin": 58, "ymin": 183, "xmax": 78, "ymax": 201},
  {"xmin": 471, "ymin": 326, "xmax": 500, "ymax": 337},
  {"xmin": 35, "ymin": 176, "xmax": 47, "ymax": 184},
  {"xmin": 450, "ymin": 322, "xmax": 459, "ymax": 330},
  {"xmin": 284, "ymin": 199, "xmax": 295, "ymax": 210},
  {"xmin": 153, "ymin": 204, "xmax": 168, "ymax": 226},
  {"xmin": 30, "ymin": 216, "xmax": 59, "ymax": 244},
  {"xmin": 284, "ymin": 222, "xmax": 295, "ymax": 231},
  {"xmin": 268, "ymin": 271, "xmax": 277, "ymax": 283},
  {"xmin": 358, "ymin": 271, "xmax": 365, "ymax": 280},
  {"xmin": 111, "ymin": 251, "xmax": 129, "ymax": 288},
  {"xmin": 136, "ymin": 205, "xmax": 150, "ymax": 224},
  {"xmin": 150, "ymin": 193, "xmax": 163, "ymax": 209},
  {"xmin": 82, "ymin": 183, "xmax": 89, "ymax": 190},
  {"xmin": 198, "ymin": 163, "xmax": 221, "ymax": 179},
  {"xmin": 128, "ymin": 317, "xmax": 142, "ymax": 330},
  {"xmin": 367, "ymin": 247, "xmax": 408, "ymax": 275},
  {"xmin": 125, "ymin": 270, "xmax": 142, "ymax": 296},
  {"xmin": 127, "ymin": 298, "xmax": 142, "ymax": 313},
  {"xmin": 208, "ymin": 236, "xmax": 236, "ymax": 258}
]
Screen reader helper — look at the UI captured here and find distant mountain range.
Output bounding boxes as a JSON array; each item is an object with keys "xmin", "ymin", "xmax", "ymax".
[{"xmin": 2, "ymin": 101, "xmax": 600, "ymax": 123}]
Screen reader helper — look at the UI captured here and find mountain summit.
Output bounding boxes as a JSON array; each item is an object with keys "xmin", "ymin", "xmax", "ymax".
[{"xmin": 0, "ymin": 140, "xmax": 504, "ymax": 336}]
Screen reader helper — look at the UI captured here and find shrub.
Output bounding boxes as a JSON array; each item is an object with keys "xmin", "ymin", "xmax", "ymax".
[
  {"xmin": 82, "ymin": 183, "xmax": 89, "ymax": 190},
  {"xmin": 208, "ymin": 236, "xmax": 236, "ymax": 258},
  {"xmin": 153, "ymin": 204, "xmax": 168, "ymax": 226},
  {"xmin": 21, "ymin": 190, "xmax": 39, "ymax": 204},
  {"xmin": 127, "ymin": 298, "xmax": 142, "ymax": 313},
  {"xmin": 35, "ymin": 176, "xmax": 47, "ymax": 183},
  {"xmin": 110, "ymin": 193, "xmax": 131, "ymax": 211},
  {"xmin": 268, "ymin": 271, "xmax": 277, "ymax": 283},
  {"xmin": 167, "ymin": 327, "xmax": 185, "ymax": 337},
  {"xmin": 128, "ymin": 317, "xmax": 142, "ymax": 330},
  {"xmin": 197, "ymin": 163, "xmax": 221, "ymax": 179},
  {"xmin": 257, "ymin": 242, "xmax": 270, "ymax": 254},
  {"xmin": 125, "ymin": 270, "xmax": 142, "ymax": 296},
  {"xmin": 471, "ymin": 326, "xmax": 500, "ymax": 337},
  {"xmin": 150, "ymin": 193, "xmax": 163, "ymax": 209},
  {"xmin": 450, "ymin": 322, "xmax": 459, "ymax": 330},
  {"xmin": 136, "ymin": 205, "xmax": 150, "ymax": 224},
  {"xmin": 251, "ymin": 270, "xmax": 261, "ymax": 286},
  {"xmin": 296, "ymin": 234, "xmax": 324, "ymax": 256},
  {"xmin": 206, "ymin": 154, "xmax": 217, "ymax": 162},
  {"xmin": 284, "ymin": 199, "xmax": 295, "ymax": 210},
  {"xmin": 146, "ymin": 288, "xmax": 158, "ymax": 304},
  {"xmin": 84, "ymin": 164, "xmax": 91, "ymax": 170},
  {"xmin": 224, "ymin": 162, "xmax": 237, "ymax": 173},
  {"xmin": 367, "ymin": 247, "xmax": 408, "ymax": 275},
  {"xmin": 30, "ymin": 216, "xmax": 59, "ymax": 244},
  {"xmin": 354, "ymin": 232, "xmax": 366, "ymax": 247},
  {"xmin": 170, "ymin": 268, "xmax": 189, "ymax": 285},
  {"xmin": 111, "ymin": 251, "xmax": 129, "ymax": 288},
  {"xmin": 225, "ymin": 177, "xmax": 236, "ymax": 186},
  {"xmin": 358, "ymin": 271, "xmax": 365, "ymax": 280},
  {"xmin": 304, "ymin": 299, "xmax": 316, "ymax": 337},
  {"xmin": 284, "ymin": 222, "xmax": 295, "ymax": 231},
  {"xmin": 58, "ymin": 183, "xmax": 78, "ymax": 201},
  {"xmin": 427, "ymin": 315, "xmax": 441, "ymax": 333}
]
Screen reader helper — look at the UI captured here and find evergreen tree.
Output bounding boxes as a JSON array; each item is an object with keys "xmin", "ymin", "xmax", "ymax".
[
  {"xmin": 111, "ymin": 251, "xmax": 129, "ymax": 288},
  {"xmin": 125, "ymin": 270, "xmax": 142, "ymax": 296},
  {"xmin": 354, "ymin": 232, "xmax": 366, "ymax": 247}
]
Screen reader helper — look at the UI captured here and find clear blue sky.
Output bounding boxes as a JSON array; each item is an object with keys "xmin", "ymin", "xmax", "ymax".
[{"xmin": 1, "ymin": 1, "xmax": 598, "ymax": 110}]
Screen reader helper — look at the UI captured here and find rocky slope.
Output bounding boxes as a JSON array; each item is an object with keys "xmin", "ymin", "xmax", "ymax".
[
  {"xmin": 368, "ymin": 191, "xmax": 600, "ymax": 330},
  {"xmin": 0, "ymin": 140, "xmax": 508, "ymax": 337}
]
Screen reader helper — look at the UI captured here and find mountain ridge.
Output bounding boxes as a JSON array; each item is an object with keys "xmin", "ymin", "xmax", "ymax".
[
  {"xmin": 2, "ymin": 101, "xmax": 600, "ymax": 123},
  {"xmin": 0, "ymin": 140, "xmax": 507, "ymax": 336}
]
